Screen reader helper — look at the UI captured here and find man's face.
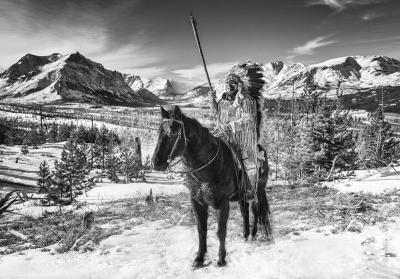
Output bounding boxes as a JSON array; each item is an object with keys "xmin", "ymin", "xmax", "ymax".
[{"xmin": 222, "ymin": 80, "xmax": 239, "ymax": 102}]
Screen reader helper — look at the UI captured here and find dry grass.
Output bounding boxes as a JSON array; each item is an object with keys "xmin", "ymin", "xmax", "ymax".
[{"xmin": 1, "ymin": 184, "xmax": 399, "ymax": 255}]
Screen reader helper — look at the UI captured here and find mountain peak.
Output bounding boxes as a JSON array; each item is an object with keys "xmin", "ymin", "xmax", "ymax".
[
  {"xmin": 123, "ymin": 74, "xmax": 176, "ymax": 97},
  {"xmin": 1, "ymin": 53, "xmax": 62, "ymax": 81},
  {"xmin": 0, "ymin": 52, "xmax": 163, "ymax": 106}
]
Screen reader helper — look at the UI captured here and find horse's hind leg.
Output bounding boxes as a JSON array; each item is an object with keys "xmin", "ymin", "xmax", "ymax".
[
  {"xmin": 251, "ymin": 201, "xmax": 259, "ymax": 239},
  {"xmin": 191, "ymin": 198, "xmax": 209, "ymax": 268},
  {"xmin": 239, "ymin": 200, "xmax": 250, "ymax": 240},
  {"xmin": 216, "ymin": 199, "xmax": 230, "ymax": 267}
]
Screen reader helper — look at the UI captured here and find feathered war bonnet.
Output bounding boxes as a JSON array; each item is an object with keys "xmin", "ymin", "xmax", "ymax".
[{"xmin": 224, "ymin": 61, "xmax": 265, "ymax": 100}]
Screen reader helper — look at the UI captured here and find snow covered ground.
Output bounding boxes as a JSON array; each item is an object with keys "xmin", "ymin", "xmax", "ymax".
[
  {"xmin": 1, "ymin": 217, "xmax": 399, "ymax": 278},
  {"xmin": 0, "ymin": 128, "xmax": 156, "ymax": 190},
  {"xmin": 0, "ymin": 142, "xmax": 64, "ymax": 187},
  {"xmin": 324, "ymin": 166, "xmax": 400, "ymax": 194},
  {"xmin": 79, "ymin": 172, "xmax": 186, "ymax": 203}
]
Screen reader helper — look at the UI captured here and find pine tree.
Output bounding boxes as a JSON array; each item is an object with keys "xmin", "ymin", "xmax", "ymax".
[
  {"xmin": 51, "ymin": 162, "xmax": 69, "ymax": 204},
  {"xmin": 24, "ymin": 126, "xmax": 45, "ymax": 146},
  {"xmin": 47, "ymin": 123, "xmax": 58, "ymax": 143},
  {"xmin": 37, "ymin": 161, "xmax": 51, "ymax": 194},
  {"xmin": 87, "ymin": 126, "xmax": 99, "ymax": 144},
  {"xmin": 311, "ymin": 97, "xmax": 356, "ymax": 178},
  {"xmin": 94, "ymin": 125, "xmax": 111, "ymax": 169},
  {"xmin": 120, "ymin": 147, "xmax": 140, "ymax": 183},
  {"xmin": 293, "ymin": 118, "xmax": 314, "ymax": 183},
  {"xmin": 363, "ymin": 108, "xmax": 399, "ymax": 167},
  {"xmin": 51, "ymin": 140, "xmax": 89, "ymax": 202},
  {"xmin": 73, "ymin": 125, "xmax": 89, "ymax": 143},
  {"xmin": 56, "ymin": 123, "xmax": 75, "ymax": 142},
  {"xmin": 105, "ymin": 144, "xmax": 121, "ymax": 183}
]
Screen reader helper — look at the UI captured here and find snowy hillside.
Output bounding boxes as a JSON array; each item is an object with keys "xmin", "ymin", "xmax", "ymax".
[
  {"xmin": 262, "ymin": 55, "xmax": 400, "ymax": 99},
  {"xmin": 168, "ymin": 81, "xmax": 229, "ymax": 107},
  {"xmin": 0, "ymin": 53, "xmax": 164, "ymax": 106},
  {"xmin": 124, "ymin": 74, "xmax": 175, "ymax": 97},
  {"xmin": 173, "ymin": 85, "xmax": 210, "ymax": 107}
]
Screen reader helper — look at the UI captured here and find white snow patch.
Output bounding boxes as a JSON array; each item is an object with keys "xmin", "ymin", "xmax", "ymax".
[
  {"xmin": 325, "ymin": 166, "xmax": 400, "ymax": 194},
  {"xmin": 79, "ymin": 172, "xmax": 187, "ymax": 203},
  {"xmin": 1, "ymin": 219, "xmax": 399, "ymax": 278}
]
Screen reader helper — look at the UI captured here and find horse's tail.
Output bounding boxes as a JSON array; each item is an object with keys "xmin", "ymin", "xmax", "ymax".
[
  {"xmin": 256, "ymin": 184, "xmax": 273, "ymax": 240},
  {"xmin": 257, "ymin": 146, "xmax": 273, "ymax": 239}
]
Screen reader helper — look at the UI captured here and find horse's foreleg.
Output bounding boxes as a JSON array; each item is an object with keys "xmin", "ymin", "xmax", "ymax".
[
  {"xmin": 216, "ymin": 199, "xmax": 230, "ymax": 267},
  {"xmin": 239, "ymin": 200, "xmax": 250, "ymax": 240},
  {"xmin": 191, "ymin": 198, "xmax": 208, "ymax": 268}
]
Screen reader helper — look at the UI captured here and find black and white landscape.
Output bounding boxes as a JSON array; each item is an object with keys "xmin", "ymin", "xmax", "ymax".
[{"xmin": 1, "ymin": 0, "xmax": 400, "ymax": 278}]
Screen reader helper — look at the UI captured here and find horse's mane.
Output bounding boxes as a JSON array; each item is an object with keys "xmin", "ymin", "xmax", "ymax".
[{"xmin": 182, "ymin": 114, "xmax": 215, "ymax": 145}]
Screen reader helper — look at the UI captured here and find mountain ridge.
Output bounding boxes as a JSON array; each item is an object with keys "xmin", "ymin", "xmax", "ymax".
[
  {"xmin": 261, "ymin": 55, "xmax": 400, "ymax": 99},
  {"xmin": 169, "ymin": 55, "xmax": 400, "ymax": 111},
  {"xmin": 0, "ymin": 52, "xmax": 164, "ymax": 106}
]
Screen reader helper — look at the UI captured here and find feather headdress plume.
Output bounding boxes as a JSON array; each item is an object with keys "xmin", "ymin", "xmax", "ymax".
[{"xmin": 224, "ymin": 61, "xmax": 265, "ymax": 99}]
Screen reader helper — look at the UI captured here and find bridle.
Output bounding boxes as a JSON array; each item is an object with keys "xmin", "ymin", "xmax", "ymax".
[
  {"xmin": 159, "ymin": 119, "xmax": 189, "ymax": 165},
  {"xmin": 158, "ymin": 118, "xmax": 221, "ymax": 174}
]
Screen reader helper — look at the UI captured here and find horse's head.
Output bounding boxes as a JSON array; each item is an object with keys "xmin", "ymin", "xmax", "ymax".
[{"xmin": 152, "ymin": 105, "xmax": 188, "ymax": 171}]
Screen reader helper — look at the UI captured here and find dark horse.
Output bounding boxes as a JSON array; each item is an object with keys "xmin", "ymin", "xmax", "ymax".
[{"xmin": 152, "ymin": 105, "xmax": 272, "ymax": 268}]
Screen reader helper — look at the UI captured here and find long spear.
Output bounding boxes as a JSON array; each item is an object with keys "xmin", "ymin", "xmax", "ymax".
[{"xmin": 190, "ymin": 13, "xmax": 213, "ymax": 91}]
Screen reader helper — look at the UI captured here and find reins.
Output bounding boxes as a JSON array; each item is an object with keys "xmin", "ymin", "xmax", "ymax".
[{"xmin": 159, "ymin": 119, "xmax": 221, "ymax": 174}]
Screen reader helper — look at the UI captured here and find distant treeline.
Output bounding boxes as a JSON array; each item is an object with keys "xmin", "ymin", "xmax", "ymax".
[{"xmin": 0, "ymin": 117, "xmax": 119, "ymax": 146}]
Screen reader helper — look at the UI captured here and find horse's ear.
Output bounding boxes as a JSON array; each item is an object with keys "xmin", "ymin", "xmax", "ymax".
[
  {"xmin": 160, "ymin": 106, "xmax": 169, "ymax": 119},
  {"xmin": 173, "ymin": 105, "xmax": 182, "ymax": 120}
]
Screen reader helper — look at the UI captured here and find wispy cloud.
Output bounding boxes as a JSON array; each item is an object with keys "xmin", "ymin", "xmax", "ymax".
[
  {"xmin": 288, "ymin": 35, "xmax": 337, "ymax": 59},
  {"xmin": 172, "ymin": 61, "xmax": 236, "ymax": 87},
  {"xmin": 124, "ymin": 66, "xmax": 168, "ymax": 78},
  {"xmin": 361, "ymin": 11, "xmax": 385, "ymax": 20},
  {"xmin": 307, "ymin": 0, "xmax": 346, "ymax": 11},
  {"xmin": 306, "ymin": 0, "xmax": 389, "ymax": 12}
]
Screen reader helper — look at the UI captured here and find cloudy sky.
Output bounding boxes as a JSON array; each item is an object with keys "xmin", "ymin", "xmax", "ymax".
[{"xmin": 0, "ymin": 0, "xmax": 399, "ymax": 90}]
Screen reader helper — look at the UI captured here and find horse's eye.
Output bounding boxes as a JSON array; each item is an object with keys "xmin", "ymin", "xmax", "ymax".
[{"xmin": 169, "ymin": 124, "xmax": 180, "ymax": 135}]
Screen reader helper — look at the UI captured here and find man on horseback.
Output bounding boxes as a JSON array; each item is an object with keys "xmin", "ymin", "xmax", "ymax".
[{"xmin": 209, "ymin": 62, "xmax": 270, "ymax": 219}]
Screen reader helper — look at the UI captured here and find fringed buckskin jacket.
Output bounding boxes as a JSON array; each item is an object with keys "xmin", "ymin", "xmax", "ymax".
[{"xmin": 210, "ymin": 91, "xmax": 259, "ymax": 164}]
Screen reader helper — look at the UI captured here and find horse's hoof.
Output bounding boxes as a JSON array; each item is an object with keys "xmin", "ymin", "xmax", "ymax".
[
  {"xmin": 192, "ymin": 260, "xmax": 212, "ymax": 269},
  {"xmin": 217, "ymin": 259, "xmax": 227, "ymax": 267},
  {"xmin": 192, "ymin": 260, "xmax": 203, "ymax": 268}
]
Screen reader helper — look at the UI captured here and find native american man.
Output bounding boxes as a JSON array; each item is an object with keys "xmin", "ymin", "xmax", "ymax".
[{"xmin": 209, "ymin": 62, "xmax": 268, "ymax": 198}]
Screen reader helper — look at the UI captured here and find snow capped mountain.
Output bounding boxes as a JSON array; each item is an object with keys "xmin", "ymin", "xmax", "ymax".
[
  {"xmin": 0, "ymin": 52, "xmax": 164, "ymax": 106},
  {"xmin": 172, "ymin": 55, "xmax": 400, "ymax": 110},
  {"xmin": 124, "ymin": 74, "xmax": 175, "ymax": 97},
  {"xmin": 262, "ymin": 55, "xmax": 400, "ymax": 99},
  {"xmin": 174, "ymin": 85, "xmax": 210, "ymax": 107},
  {"xmin": 4, "ymin": 53, "xmax": 398, "ymax": 109}
]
